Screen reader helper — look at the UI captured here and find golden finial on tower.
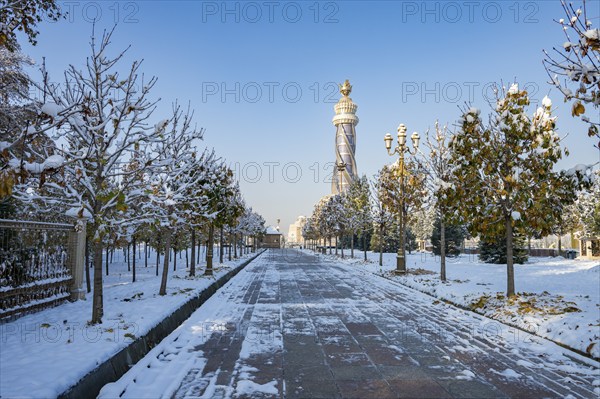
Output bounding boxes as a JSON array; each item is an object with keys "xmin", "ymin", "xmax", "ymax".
[{"xmin": 339, "ymin": 79, "xmax": 352, "ymax": 96}]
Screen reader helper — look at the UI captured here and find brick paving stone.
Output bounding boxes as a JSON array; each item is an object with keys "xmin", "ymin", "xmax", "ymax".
[
  {"xmin": 335, "ymin": 379, "xmax": 397, "ymax": 398},
  {"xmin": 285, "ymin": 378, "xmax": 340, "ymax": 399},
  {"xmin": 387, "ymin": 379, "xmax": 452, "ymax": 398}
]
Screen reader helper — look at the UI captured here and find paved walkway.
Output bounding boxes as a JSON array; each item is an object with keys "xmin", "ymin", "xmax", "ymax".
[{"xmin": 107, "ymin": 249, "xmax": 599, "ymax": 398}]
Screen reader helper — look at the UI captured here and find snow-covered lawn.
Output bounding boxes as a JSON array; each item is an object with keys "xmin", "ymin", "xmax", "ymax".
[
  {"xmin": 313, "ymin": 249, "xmax": 600, "ymax": 359},
  {"xmin": 0, "ymin": 246, "xmax": 260, "ymax": 399}
]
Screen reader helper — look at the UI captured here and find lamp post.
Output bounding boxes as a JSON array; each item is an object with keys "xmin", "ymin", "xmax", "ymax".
[
  {"xmin": 384, "ymin": 123, "xmax": 420, "ymax": 275},
  {"xmin": 336, "ymin": 161, "xmax": 346, "ymax": 194}
]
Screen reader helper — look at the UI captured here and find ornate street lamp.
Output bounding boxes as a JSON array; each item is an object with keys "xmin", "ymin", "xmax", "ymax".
[
  {"xmin": 384, "ymin": 123, "xmax": 420, "ymax": 274},
  {"xmin": 336, "ymin": 161, "xmax": 346, "ymax": 257},
  {"xmin": 336, "ymin": 161, "xmax": 347, "ymax": 194}
]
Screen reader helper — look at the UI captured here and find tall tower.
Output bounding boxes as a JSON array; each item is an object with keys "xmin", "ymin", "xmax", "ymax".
[{"xmin": 332, "ymin": 79, "xmax": 359, "ymax": 194}]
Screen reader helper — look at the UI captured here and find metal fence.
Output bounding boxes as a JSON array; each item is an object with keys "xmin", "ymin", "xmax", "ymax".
[{"xmin": 0, "ymin": 219, "xmax": 86, "ymax": 321}]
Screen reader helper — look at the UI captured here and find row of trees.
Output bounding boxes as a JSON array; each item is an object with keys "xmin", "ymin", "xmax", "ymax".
[
  {"xmin": 304, "ymin": 86, "xmax": 599, "ymax": 297},
  {"xmin": 0, "ymin": 23, "xmax": 266, "ymax": 323}
]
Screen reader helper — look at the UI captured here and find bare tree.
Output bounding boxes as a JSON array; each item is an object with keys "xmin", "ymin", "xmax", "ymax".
[{"xmin": 13, "ymin": 28, "xmax": 160, "ymax": 323}]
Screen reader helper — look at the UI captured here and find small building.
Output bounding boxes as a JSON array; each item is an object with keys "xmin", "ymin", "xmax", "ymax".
[
  {"xmin": 262, "ymin": 226, "xmax": 283, "ymax": 249},
  {"xmin": 287, "ymin": 216, "xmax": 307, "ymax": 247}
]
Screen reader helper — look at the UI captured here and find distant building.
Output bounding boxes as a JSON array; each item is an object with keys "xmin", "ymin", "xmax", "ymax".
[
  {"xmin": 262, "ymin": 226, "xmax": 283, "ymax": 248},
  {"xmin": 287, "ymin": 216, "xmax": 307, "ymax": 247}
]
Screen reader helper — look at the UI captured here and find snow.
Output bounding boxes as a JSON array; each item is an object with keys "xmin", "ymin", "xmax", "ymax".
[
  {"xmin": 508, "ymin": 83, "xmax": 519, "ymax": 95},
  {"xmin": 235, "ymin": 380, "xmax": 278, "ymax": 396},
  {"xmin": 495, "ymin": 368, "xmax": 521, "ymax": 379},
  {"xmin": 65, "ymin": 207, "xmax": 93, "ymax": 219},
  {"xmin": 265, "ymin": 226, "xmax": 281, "ymax": 235},
  {"xmin": 314, "ymin": 250, "xmax": 600, "ymax": 359},
  {"xmin": 43, "ymin": 155, "xmax": 65, "ymax": 169},
  {"xmin": 0, "ymin": 246, "xmax": 259, "ymax": 398},
  {"xmin": 511, "ymin": 211, "xmax": 521, "ymax": 220},
  {"xmin": 542, "ymin": 96, "xmax": 552, "ymax": 108},
  {"xmin": 41, "ymin": 102, "xmax": 62, "ymax": 117},
  {"xmin": 154, "ymin": 119, "xmax": 169, "ymax": 134},
  {"xmin": 456, "ymin": 369, "xmax": 476, "ymax": 380},
  {"xmin": 584, "ymin": 29, "xmax": 599, "ymax": 40}
]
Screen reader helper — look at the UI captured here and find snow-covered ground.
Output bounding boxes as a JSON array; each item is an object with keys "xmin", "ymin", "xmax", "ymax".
[
  {"xmin": 311, "ymin": 249, "xmax": 600, "ymax": 359},
  {"xmin": 0, "ymin": 246, "xmax": 260, "ymax": 399}
]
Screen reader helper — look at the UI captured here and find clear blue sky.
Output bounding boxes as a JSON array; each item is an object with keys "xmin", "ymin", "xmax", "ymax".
[{"xmin": 20, "ymin": 0, "xmax": 600, "ymax": 233}]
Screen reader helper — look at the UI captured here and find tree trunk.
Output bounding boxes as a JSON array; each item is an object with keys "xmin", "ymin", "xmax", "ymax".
[
  {"xmin": 127, "ymin": 244, "xmax": 130, "ymax": 271},
  {"xmin": 234, "ymin": 233, "xmax": 238, "ymax": 259},
  {"xmin": 527, "ymin": 236, "xmax": 531, "ymax": 255},
  {"xmin": 190, "ymin": 229, "xmax": 196, "ymax": 277},
  {"xmin": 351, "ymin": 231, "xmax": 354, "ymax": 258},
  {"xmin": 335, "ymin": 236, "xmax": 339, "ymax": 256},
  {"xmin": 85, "ymin": 237, "xmax": 91, "ymax": 293},
  {"xmin": 132, "ymin": 236, "xmax": 136, "ymax": 283},
  {"xmin": 363, "ymin": 233, "xmax": 367, "ymax": 261},
  {"xmin": 159, "ymin": 229, "xmax": 172, "ymax": 296},
  {"xmin": 185, "ymin": 245, "xmax": 188, "ymax": 268},
  {"xmin": 440, "ymin": 218, "xmax": 446, "ymax": 282},
  {"xmin": 219, "ymin": 227, "xmax": 224, "ymax": 263},
  {"xmin": 341, "ymin": 234, "xmax": 344, "ymax": 258},
  {"xmin": 156, "ymin": 247, "xmax": 160, "ymax": 277},
  {"xmin": 328, "ymin": 237, "xmax": 332, "ymax": 254},
  {"xmin": 144, "ymin": 241, "xmax": 148, "ymax": 268},
  {"xmin": 228, "ymin": 233, "xmax": 232, "ymax": 261},
  {"xmin": 173, "ymin": 248, "xmax": 177, "ymax": 271},
  {"xmin": 91, "ymin": 240, "xmax": 104, "ymax": 324},
  {"xmin": 105, "ymin": 245, "xmax": 109, "ymax": 276},
  {"xmin": 205, "ymin": 224, "xmax": 215, "ymax": 275},
  {"xmin": 558, "ymin": 233, "xmax": 562, "ymax": 257},
  {"xmin": 379, "ymin": 225, "xmax": 384, "ymax": 266},
  {"xmin": 506, "ymin": 215, "xmax": 515, "ymax": 297}
]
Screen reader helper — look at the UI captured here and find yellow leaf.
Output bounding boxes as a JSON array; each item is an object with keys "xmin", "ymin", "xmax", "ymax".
[{"xmin": 572, "ymin": 101, "xmax": 585, "ymax": 117}]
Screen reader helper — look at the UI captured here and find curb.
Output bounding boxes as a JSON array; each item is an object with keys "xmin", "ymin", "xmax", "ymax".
[{"xmin": 58, "ymin": 249, "xmax": 266, "ymax": 399}]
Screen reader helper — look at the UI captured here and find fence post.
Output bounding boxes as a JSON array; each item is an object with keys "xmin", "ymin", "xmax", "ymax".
[{"xmin": 69, "ymin": 219, "xmax": 87, "ymax": 301}]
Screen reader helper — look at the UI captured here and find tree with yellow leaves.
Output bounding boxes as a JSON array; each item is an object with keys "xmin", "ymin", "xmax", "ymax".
[
  {"xmin": 449, "ymin": 84, "xmax": 575, "ymax": 297},
  {"xmin": 376, "ymin": 157, "xmax": 426, "ymax": 270}
]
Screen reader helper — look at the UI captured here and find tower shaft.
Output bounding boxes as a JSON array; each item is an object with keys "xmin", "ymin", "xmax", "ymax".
[{"xmin": 332, "ymin": 80, "xmax": 359, "ymax": 195}]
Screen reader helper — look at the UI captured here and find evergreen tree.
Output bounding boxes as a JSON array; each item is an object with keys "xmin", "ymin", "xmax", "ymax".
[
  {"xmin": 431, "ymin": 218, "xmax": 465, "ymax": 257},
  {"xmin": 479, "ymin": 231, "xmax": 528, "ymax": 264}
]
